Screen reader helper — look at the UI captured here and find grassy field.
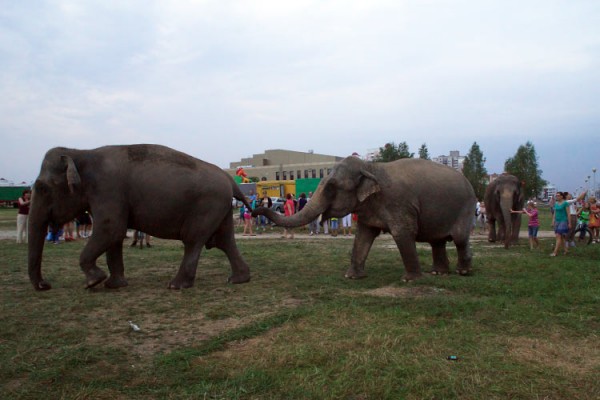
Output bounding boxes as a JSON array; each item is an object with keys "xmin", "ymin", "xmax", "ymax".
[{"xmin": 0, "ymin": 208, "xmax": 598, "ymax": 399}]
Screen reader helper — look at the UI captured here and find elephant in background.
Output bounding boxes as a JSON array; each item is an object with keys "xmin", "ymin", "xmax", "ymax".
[
  {"xmin": 253, "ymin": 156, "xmax": 476, "ymax": 281},
  {"xmin": 484, "ymin": 174, "xmax": 525, "ymax": 249},
  {"xmin": 28, "ymin": 144, "xmax": 252, "ymax": 291}
]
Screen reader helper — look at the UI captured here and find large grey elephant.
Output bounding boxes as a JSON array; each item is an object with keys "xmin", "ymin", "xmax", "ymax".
[
  {"xmin": 484, "ymin": 174, "xmax": 524, "ymax": 249},
  {"xmin": 253, "ymin": 156, "xmax": 476, "ymax": 281},
  {"xmin": 28, "ymin": 144, "xmax": 252, "ymax": 291}
]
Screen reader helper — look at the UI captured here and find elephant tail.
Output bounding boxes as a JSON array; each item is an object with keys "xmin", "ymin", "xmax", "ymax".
[{"xmin": 231, "ymin": 178, "xmax": 253, "ymax": 212}]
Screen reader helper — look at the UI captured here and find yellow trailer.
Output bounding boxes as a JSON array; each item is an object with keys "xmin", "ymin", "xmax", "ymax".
[{"xmin": 256, "ymin": 180, "xmax": 296, "ymax": 198}]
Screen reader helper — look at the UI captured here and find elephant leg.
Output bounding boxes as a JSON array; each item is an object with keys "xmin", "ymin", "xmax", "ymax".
[
  {"xmin": 497, "ymin": 220, "xmax": 506, "ymax": 242},
  {"xmin": 80, "ymin": 236, "xmax": 111, "ymax": 289},
  {"xmin": 454, "ymin": 239, "xmax": 473, "ymax": 276},
  {"xmin": 213, "ymin": 214, "xmax": 250, "ymax": 284},
  {"xmin": 430, "ymin": 241, "xmax": 449, "ymax": 275},
  {"xmin": 487, "ymin": 219, "xmax": 497, "ymax": 242},
  {"xmin": 391, "ymin": 232, "xmax": 422, "ymax": 282},
  {"xmin": 169, "ymin": 241, "xmax": 203, "ymax": 289},
  {"xmin": 345, "ymin": 223, "xmax": 379, "ymax": 279},
  {"xmin": 104, "ymin": 241, "xmax": 128, "ymax": 289}
]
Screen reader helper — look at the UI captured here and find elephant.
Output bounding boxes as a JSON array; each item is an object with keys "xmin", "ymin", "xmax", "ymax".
[
  {"xmin": 484, "ymin": 174, "xmax": 524, "ymax": 249},
  {"xmin": 253, "ymin": 156, "xmax": 476, "ymax": 281},
  {"xmin": 28, "ymin": 144, "xmax": 252, "ymax": 291}
]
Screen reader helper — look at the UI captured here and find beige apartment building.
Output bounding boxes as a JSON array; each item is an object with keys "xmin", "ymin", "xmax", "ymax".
[{"xmin": 224, "ymin": 149, "xmax": 344, "ymax": 181}]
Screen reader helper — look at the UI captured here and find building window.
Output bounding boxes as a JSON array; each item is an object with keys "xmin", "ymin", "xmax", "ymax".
[
  {"xmin": 311, "ymin": 169, "xmax": 316, "ymax": 178},
  {"xmin": 297, "ymin": 170, "xmax": 301, "ymax": 180},
  {"xmin": 319, "ymin": 169, "xmax": 324, "ymax": 178},
  {"xmin": 304, "ymin": 170, "xmax": 309, "ymax": 178},
  {"xmin": 290, "ymin": 171, "xmax": 294, "ymax": 180},
  {"xmin": 283, "ymin": 171, "xmax": 287, "ymax": 180},
  {"xmin": 275, "ymin": 172, "xmax": 280, "ymax": 180}
]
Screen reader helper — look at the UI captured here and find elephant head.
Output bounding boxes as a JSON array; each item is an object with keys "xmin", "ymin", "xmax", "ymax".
[
  {"xmin": 484, "ymin": 174, "xmax": 525, "ymax": 249},
  {"xmin": 28, "ymin": 148, "xmax": 89, "ymax": 290},
  {"xmin": 253, "ymin": 156, "xmax": 380, "ymax": 227}
]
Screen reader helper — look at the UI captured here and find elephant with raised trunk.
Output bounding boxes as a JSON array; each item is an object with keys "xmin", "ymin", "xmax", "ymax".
[
  {"xmin": 253, "ymin": 156, "xmax": 476, "ymax": 281},
  {"xmin": 28, "ymin": 144, "xmax": 252, "ymax": 291},
  {"xmin": 484, "ymin": 174, "xmax": 524, "ymax": 249}
]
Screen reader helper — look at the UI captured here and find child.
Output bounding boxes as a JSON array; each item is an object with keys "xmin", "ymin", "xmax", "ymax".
[
  {"xmin": 330, "ymin": 217, "xmax": 339, "ymax": 237},
  {"xmin": 242, "ymin": 205, "xmax": 255, "ymax": 236},
  {"xmin": 589, "ymin": 197, "xmax": 600, "ymax": 243},
  {"xmin": 577, "ymin": 202, "xmax": 591, "ymax": 242},
  {"xmin": 511, "ymin": 201, "xmax": 539, "ymax": 250}
]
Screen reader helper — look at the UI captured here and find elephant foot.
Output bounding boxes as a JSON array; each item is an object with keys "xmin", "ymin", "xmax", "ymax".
[
  {"xmin": 456, "ymin": 268, "xmax": 471, "ymax": 276},
  {"xmin": 168, "ymin": 279, "xmax": 195, "ymax": 290},
  {"xmin": 85, "ymin": 268, "xmax": 108, "ymax": 289},
  {"xmin": 430, "ymin": 269, "xmax": 449, "ymax": 276},
  {"xmin": 104, "ymin": 275, "xmax": 128, "ymax": 289},
  {"xmin": 228, "ymin": 272, "xmax": 251, "ymax": 284},
  {"xmin": 33, "ymin": 280, "xmax": 52, "ymax": 291},
  {"xmin": 402, "ymin": 271, "xmax": 423, "ymax": 282},
  {"xmin": 344, "ymin": 267, "xmax": 367, "ymax": 280}
]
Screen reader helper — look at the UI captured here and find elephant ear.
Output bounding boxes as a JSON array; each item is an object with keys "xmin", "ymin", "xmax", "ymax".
[
  {"xmin": 357, "ymin": 168, "xmax": 380, "ymax": 202},
  {"xmin": 61, "ymin": 155, "xmax": 81, "ymax": 194}
]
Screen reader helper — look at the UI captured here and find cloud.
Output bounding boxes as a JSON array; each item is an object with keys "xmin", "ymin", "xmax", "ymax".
[{"xmin": 0, "ymin": 1, "xmax": 598, "ymax": 193}]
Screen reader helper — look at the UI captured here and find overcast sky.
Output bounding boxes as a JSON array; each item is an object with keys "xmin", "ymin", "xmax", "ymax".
[{"xmin": 1, "ymin": 1, "xmax": 599, "ymax": 194}]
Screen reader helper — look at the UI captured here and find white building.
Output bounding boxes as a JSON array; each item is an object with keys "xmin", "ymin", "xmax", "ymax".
[
  {"xmin": 540, "ymin": 185, "xmax": 557, "ymax": 201},
  {"xmin": 432, "ymin": 151, "xmax": 465, "ymax": 171}
]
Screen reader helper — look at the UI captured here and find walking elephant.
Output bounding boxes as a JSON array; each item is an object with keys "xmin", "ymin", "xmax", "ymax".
[
  {"xmin": 253, "ymin": 156, "xmax": 476, "ymax": 281},
  {"xmin": 484, "ymin": 174, "xmax": 525, "ymax": 249},
  {"xmin": 28, "ymin": 144, "xmax": 252, "ymax": 291}
]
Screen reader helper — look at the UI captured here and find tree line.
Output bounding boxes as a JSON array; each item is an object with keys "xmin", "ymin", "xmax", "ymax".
[{"xmin": 373, "ymin": 141, "xmax": 546, "ymax": 200}]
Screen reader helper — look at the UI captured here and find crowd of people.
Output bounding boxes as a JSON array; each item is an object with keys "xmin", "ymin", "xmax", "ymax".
[
  {"xmin": 15, "ymin": 187, "xmax": 600, "ymax": 253},
  {"xmin": 237, "ymin": 190, "xmax": 355, "ymax": 238},
  {"xmin": 511, "ymin": 190, "xmax": 598, "ymax": 256}
]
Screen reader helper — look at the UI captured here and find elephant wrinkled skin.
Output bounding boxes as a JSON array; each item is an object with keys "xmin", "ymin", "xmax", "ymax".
[
  {"xmin": 253, "ymin": 156, "xmax": 476, "ymax": 281},
  {"xmin": 484, "ymin": 174, "xmax": 524, "ymax": 249},
  {"xmin": 28, "ymin": 144, "xmax": 252, "ymax": 291}
]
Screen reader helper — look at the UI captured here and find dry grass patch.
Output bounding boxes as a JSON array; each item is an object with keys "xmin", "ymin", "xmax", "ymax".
[
  {"xmin": 344, "ymin": 285, "xmax": 447, "ymax": 299},
  {"xmin": 508, "ymin": 334, "xmax": 600, "ymax": 375}
]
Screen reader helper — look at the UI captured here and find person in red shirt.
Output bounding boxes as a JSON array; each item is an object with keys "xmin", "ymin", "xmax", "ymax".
[
  {"xmin": 282, "ymin": 193, "xmax": 295, "ymax": 239},
  {"xmin": 16, "ymin": 189, "xmax": 31, "ymax": 244}
]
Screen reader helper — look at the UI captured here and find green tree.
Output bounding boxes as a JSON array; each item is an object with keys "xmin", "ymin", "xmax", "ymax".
[
  {"xmin": 504, "ymin": 141, "xmax": 547, "ymax": 199},
  {"xmin": 462, "ymin": 142, "xmax": 488, "ymax": 200},
  {"xmin": 375, "ymin": 142, "xmax": 413, "ymax": 162},
  {"xmin": 418, "ymin": 143, "xmax": 430, "ymax": 160},
  {"xmin": 397, "ymin": 142, "xmax": 413, "ymax": 159},
  {"xmin": 374, "ymin": 142, "xmax": 414, "ymax": 162}
]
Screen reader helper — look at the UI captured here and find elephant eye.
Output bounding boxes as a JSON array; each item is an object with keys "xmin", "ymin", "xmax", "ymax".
[{"xmin": 34, "ymin": 180, "xmax": 49, "ymax": 195}]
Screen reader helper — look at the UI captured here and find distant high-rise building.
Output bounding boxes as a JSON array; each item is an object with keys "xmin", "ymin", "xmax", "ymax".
[{"xmin": 432, "ymin": 150, "xmax": 465, "ymax": 171}]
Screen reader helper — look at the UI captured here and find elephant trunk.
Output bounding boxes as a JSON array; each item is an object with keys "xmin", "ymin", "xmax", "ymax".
[
  {"xmin": 500, "ymin": 195, "xmax": 513, "ymax": 249},
  {"xmin": 27, "ymin": 198, "xmax": 51, "ymax": 290},
  {"xmin": 253, "ymin": 191, "xmax": 328, "ymax": 228}
]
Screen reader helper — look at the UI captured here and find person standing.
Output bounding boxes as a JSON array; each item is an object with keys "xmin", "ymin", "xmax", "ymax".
[
  {"xmin": 282, "ymin": 193, "xmax": 295, "ymax": 239},
  {"xmin": 478, "ymin": 201, "xmax": 487, "ymax": 234},
  {"xmin": 258, "ymin": 193, "xmax": 272, "ymax": 232},
  {"xmin": 565, "ymin": 193, "xmax": 580, "ymax": 247},
  {"xmin": 16, "ymin": 189, "xmax": 31, "ymax": 244},
  {"xmin": 330, "ymin": 217, "xmax": 339, "ymax": 237},
  {"xmin": 589, "ymin": 197, "xmax": 600, "ymax": 243},
  {"xmin": 342, "ymin": 213, "xmax": 352, "ymax": 236},
  {"xmin": 511, "ymin": 201, "xmax": 539, "ymax": 250},
  {"xmin": 551, "ymin": 192, "xmax": 571, "ymax": 256},
  {"xmin": 242, "ymin": 204, "xmax": 255, "ymax": 236},
  {"xmin": 576, "ymin": 202, "xmax": 591, "ymax": 242},
  {"xmin": 550, "ymin": 190, "xmax": 591, "ymax": 257}
]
